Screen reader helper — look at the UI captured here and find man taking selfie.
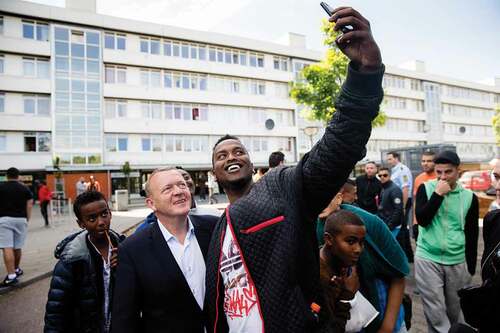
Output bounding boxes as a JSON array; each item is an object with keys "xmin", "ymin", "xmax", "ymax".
[{"xmin": 205, "ymin": 6, "xmax": 385, "ymax": 332}]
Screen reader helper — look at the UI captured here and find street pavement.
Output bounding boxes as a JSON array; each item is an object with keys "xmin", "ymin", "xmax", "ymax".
[{"xmin": 0, "ymin": 197, "xmax": 485, "ymax": 332}]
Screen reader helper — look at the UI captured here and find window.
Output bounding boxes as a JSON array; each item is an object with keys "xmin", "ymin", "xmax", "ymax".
[
  {"xmin": 198, "ymin": 45, "xmax": 206, "ymax": 60},
  {"xmin": 165, "ymin": 135, "xmax": 174, "ymax": 152},
  {"xmin": 240, "ymin": 52, "xmax": 247, "ymax": 66},
  {"xmin": 163, "ymin": 40, "xmax": 172, "ymax": 56},
  {"xmin": 117, "ymin": 137, "xmax": 128, "ymax": 151},
  {"xmin": 105, "ymin": 66, "xmax": 126, "ymax": 84},
  {"xmin": 150, "ymin": 39, "xmax": 160, "ymax": 55},
  {"xmin": 140, "ymin": 38, "xmax": 149, "ymax": 53},
  {"xmin": 190, "ymin": 44, "xmax": 198, "ymax": 59},
  {"xmin": 105, "ymin": 99, "xmax": 127, "ymax": 118},
  {"xmin": 105, "ymin": 136, "xmax": 116, "ymax": 152},
  {"xmin": 24, "ymin": 132, "xmax": 50, "ymax": 152},
  {"xmin": 164, "ymin": 71, "xmax": 172, "ymax": 88},
  {"xmin": 257, "ymin": 54, "xmax": 264, "ymax": 68},
  {"xmin": 104, "ymin": 32, "xmax": 126, "ymax": 50},
  {"xmin": 23, "ymin": 58, "xmax": 35, "ymax": 76},
  {"xmin": 23, "ymin": 95, "xmax": 35, "ymax": 114},
  {"xmin": 225, "ymin": 49, "xmax": 232, "ymax": 64},
  {"xmin": 209, "ymin": 47, "xmax": 216, "ymax": 62},
  {"xmin": 181, "ymin": 44, "xmax": 189, "ymax": 58},
  {"xmin": 0, "ymin": 55, "xmax": 3, "ymax": 74},
  {"xmin": 0, "ymin": 93, "xmax": 4, "ymax": 113},
  {"xmin": 0, "ymin": 17, "xmax": 3, "ymax": 35},
  {"xmin": 142, "ymin": 136, "xmax": 162, "ymax": 152},
  {"xmin": 142, "ymin": 137, "xmax": 151, "ymax": 151},
  {"xmin": 23, "ymin": 21, "xmax": 49, "ymax": 41},
  {"xmin": 140, "ymin": 69, "xmax": 161, "ymax": 87},
  {"xmin": 273, "ymin": 56, "xmax": 289, "ymax": 71},
  {"xmin": 23, "ymin": 57, "xmax": 50, "ymax": 78},
  {"xmin": 249, "ymin": 53, "xmax": 257, "ymax": 67}
]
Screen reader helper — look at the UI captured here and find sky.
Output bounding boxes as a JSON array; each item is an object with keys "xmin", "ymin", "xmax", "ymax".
[{"xmin": 26, "ymin": 0, "xmax": 500, "ymax": 85}]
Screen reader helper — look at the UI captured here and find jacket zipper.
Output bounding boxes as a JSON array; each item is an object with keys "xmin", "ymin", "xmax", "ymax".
[
  {"xmin": 214, "ymin": 223, "xmax": 226, "ymax": 333},
  {"xmin": 218, "ymin": 207, "xmax": 266, "ymax": 332}
]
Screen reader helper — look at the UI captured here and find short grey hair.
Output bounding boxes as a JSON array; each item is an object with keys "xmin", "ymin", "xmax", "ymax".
[{"xmin": 144, "ymin": 167, "xmax": 180, "ymax": 197}]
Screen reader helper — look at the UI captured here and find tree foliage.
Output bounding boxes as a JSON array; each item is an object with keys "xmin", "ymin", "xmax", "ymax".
[
  {"xmin": 290, "ymin": 20, "xmax": 386, "ymax": 127},
  {"xmin": 492, "ymin": 104, "xmax": 500, "ymax": 147}
]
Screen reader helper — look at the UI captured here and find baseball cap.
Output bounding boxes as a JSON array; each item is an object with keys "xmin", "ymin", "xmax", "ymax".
[{"xmin": 434, "ymin": 150, "xmax": 460, "ymax": 166}]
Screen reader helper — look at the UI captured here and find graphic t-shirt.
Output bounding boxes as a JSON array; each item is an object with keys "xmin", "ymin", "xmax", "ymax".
[{"xmin": 220, "ymin": 224, "xmax": 263, "ymax": 332}]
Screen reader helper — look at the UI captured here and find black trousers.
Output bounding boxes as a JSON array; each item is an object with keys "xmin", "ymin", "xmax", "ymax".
[
  {"xmin": 397, "ymin": 197, "xmax": 414, "ymax": 263},
  {"xmin": 41, "ymin": 201, "xmax": 49, "ymax": 226}
]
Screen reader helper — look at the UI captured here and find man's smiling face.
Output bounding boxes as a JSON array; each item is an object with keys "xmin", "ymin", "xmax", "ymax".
[
  {"xmin": 146, "ymin": 169, "xmax": 191, "ymax": 218},
  {"xmin": 212, "ymin": 139, "xmax": 253, "ymax": 191}
]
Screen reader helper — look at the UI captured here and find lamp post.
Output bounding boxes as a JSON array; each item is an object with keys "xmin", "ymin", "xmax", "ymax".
[{"xmin": 303, "ymin": 126, "xmax": 319, "ymax": 150}]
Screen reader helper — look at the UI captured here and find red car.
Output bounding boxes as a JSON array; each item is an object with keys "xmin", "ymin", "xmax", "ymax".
[{"xmin": 459, "ymin": 170, "xmax": 492, "ymax": 192}]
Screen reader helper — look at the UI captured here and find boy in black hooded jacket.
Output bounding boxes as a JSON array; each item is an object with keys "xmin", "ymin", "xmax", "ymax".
[{"xmin": 44, "ymin": 191, "xmax": 124, "ymax": 333}]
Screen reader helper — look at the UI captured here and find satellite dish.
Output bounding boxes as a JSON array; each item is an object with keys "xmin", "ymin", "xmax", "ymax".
[
  {"xmin": 265, "ymin": 119, "xmax": 275, "ymax": 130},
  {"xmin": 459, "ymin": 126, "xmax": 466, "ymax": 134}
]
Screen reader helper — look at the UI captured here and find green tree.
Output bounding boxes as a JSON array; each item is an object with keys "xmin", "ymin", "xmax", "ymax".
[
  {"xmin": 492, "ymin": 104, "xmax": 500, "ymax": 148},
  {"xmin": 290, "ymin": 20, "xmax": 386, "ymax": 127},
  {"xmin": 121, "ymin": 161, "xmax": 132, "ymax": 204}
]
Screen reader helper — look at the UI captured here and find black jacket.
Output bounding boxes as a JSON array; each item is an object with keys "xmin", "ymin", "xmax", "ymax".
[
  {"xmin": 205, "ymin": 63, "xmax": 384, "ymax": 333},
  {"xmin": 356, "ymin": 174, "xmax": 382, "ymax": 214},
  {"xmin": 377, "ymin": 180, "xmax": 403, "ymax": 230},
  {"xmin": 110, "ymin": 214, "xmax": 217, "ymax": 333},
  {"xmin": 44, "ymin": 229, "xmax": 124, "ymax": 333}
]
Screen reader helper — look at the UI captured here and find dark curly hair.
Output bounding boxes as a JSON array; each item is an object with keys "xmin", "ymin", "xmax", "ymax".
[{"xmin": 73, "ymin": 191, "xmax": 108, "ymax": 221}]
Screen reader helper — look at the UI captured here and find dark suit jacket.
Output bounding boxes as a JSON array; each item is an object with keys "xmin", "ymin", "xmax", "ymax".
[{"xmin": 111, "ymin": 214, "xmax": 217, "ymax": 333}]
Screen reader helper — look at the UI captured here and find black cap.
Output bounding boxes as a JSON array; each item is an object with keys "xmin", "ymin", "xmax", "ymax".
[{"xmin": 434, "ymin": 150, "xmax": 460, "ymax": 166}]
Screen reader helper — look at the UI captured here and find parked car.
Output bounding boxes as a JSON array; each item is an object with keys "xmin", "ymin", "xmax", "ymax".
[{"xmin": 459, "ymin": 170, "xmax": 492, "ymax": 192}]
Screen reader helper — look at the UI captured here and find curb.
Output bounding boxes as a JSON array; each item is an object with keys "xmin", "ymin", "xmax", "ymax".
[{"xmin": 0, "ymin": 220, "xmax": 143, "ymax": 296}]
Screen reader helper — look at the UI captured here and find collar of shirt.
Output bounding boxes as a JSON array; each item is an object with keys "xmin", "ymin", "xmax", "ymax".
[{"xmin": 157, "ymin": 216, "xmax": 194, "ymax": 246}]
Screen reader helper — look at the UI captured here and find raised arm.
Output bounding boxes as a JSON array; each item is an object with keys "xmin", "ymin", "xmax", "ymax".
[{"xmin": 301, "ymin": 7, "xmax": 384, "ymax": 218}]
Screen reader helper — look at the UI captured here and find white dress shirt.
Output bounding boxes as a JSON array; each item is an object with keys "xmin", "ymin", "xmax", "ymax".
[{"xmin": 157, "ymin": 217, "xmax": 206, "ymax": 309}]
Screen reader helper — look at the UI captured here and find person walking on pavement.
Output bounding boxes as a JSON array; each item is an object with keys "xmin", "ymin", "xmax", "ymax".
[
  {"xmin": 207, "ymin": 170, "xmax": 218, "ymax": 204},
  {"xmin": 0, "ymin": 167, "xmax": 33, "ymax": 287},
  {"xmin": 205, "ymin": 7, "xmax": 385, "ymax": 332},
  {"xmin": 356, "ymin": 161, "xmax": 382, "ymax": 214},
  {"xmin": 38, "ymin": 180, "xmax": 53, "ymax": 227},
  {"xmin": 412, "ymin": 150, "xmax": 436, "ymax": 240},
  {"xmin": 87, "ymin": 175, "xmax": 101, "ymax": 192},
  {"xmin": 386, "ymin": 151, "xmax": 413, "ymax": 262},
  {"xmin": 415, "ymin": 150, "xmax": 479, "ymax": 333},
  {"xmin": 377, "ymin": 167, "xmax": 404, "ymax": 237},
  {"xmin": 76, "ymin": 177, "xmax": 87, "ymax": 196}
]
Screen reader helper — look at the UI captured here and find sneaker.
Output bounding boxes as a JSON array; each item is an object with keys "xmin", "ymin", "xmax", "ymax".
[
  {"xmin": 15, "ymin": 268, "xmax": 23, "ymax": 277},
  {"xmin": 1, "ymin": 275, "xmax": 18, "ymax": 287}
]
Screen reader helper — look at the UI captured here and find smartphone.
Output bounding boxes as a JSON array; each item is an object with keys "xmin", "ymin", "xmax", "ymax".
[{"xmin": 320, "ymin": 2, "xmax": 353, "ymax": 34}]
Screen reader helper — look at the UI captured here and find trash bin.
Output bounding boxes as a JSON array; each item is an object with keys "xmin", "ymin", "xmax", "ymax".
[{"xmin": 114, "ymin": 189, "xmax": 128, "ymax": 211}]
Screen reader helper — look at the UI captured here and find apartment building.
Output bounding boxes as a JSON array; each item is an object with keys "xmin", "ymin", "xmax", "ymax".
[
  {"xmin": 0, "ymin": 0, "xmax": 499, "ymax": 199},
  {"xmin": 0, "ymin": 0, "xmax": 319, "ymax": 198},
  {"xmin": 298, "ymin": 60, "xmax": 500, "ymax": 164}
]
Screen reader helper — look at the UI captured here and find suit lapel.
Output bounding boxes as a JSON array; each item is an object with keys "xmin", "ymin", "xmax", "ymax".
[
  {"xmin": 149, "ymin": 222, "xmax": 202, "ymax": 311},
  {"xmin": 191, "ymin": 215, "xmax": 210, "ymax": 261}
]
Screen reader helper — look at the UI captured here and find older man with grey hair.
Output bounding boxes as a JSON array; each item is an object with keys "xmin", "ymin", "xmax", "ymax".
[{"xmin": 111, "ymin": 167, "xmax": 218, "ymax": 332}]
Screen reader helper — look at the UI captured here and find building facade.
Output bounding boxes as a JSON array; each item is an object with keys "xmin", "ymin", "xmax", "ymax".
[
  {"xmin": 298, "ymin": 61, "xmax": 500, "ymax": 164},
  {"xmin": 0, "ymin": 0, "xmax": 499, "ymax": 198}
]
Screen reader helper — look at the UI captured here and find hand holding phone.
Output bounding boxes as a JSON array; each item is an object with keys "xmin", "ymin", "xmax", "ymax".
[
  {"xmin": 318, "ymin": 4, "xmax": 382, "ymax": 71},
  {"xmin": 320, "ymin": 2, "xmax": 353, "ymax": 33}
]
